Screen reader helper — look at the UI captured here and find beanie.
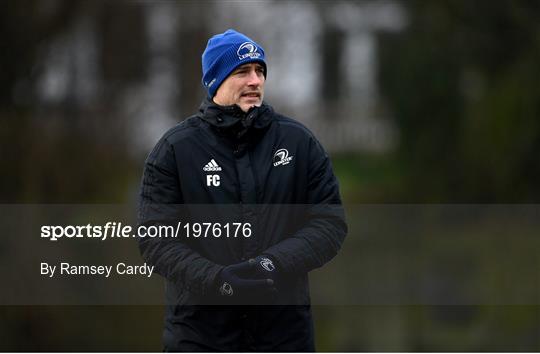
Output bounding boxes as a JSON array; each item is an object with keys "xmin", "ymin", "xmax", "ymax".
[{"xmin": 202, "ymin": 29, "xmax": 267, "ymax": 98}]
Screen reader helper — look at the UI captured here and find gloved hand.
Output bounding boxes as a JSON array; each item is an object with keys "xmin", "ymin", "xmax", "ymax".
[
  {"xmin": 248, "ymin": 255, "xmax": 279, "ymax": 285},
  {"xmin": 217, "ymin": 260, "xmax": 275, "ymax": 299}
]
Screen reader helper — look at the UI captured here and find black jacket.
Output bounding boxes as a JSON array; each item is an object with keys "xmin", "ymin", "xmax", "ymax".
[{"xmin": 138, "ymin": 99, "xmax": 347, "ymax": 351}]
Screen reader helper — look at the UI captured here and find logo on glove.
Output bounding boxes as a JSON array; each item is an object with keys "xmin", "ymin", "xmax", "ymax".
[
  {"xmin": 220, "ymin": 282, "xmax": 233, "ymax": 296},
  {"xmin": 259, "ymin": 257, "xmax": 275, "ymax": 272}
]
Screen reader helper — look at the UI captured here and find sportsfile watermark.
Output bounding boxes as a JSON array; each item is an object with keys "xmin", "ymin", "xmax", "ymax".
[
  {"xmin": 41, "ymin": 222, "xmax": 252, "ymax": 241},
  {"xmin": 1, "ymin": 204, "xmax": 538, "ymax": 305}
]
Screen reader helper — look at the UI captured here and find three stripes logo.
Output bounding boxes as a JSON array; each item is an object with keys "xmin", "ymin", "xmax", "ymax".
[{"xmin": 203, "ymin": 159, "xmax": 222, "ymax": 172}]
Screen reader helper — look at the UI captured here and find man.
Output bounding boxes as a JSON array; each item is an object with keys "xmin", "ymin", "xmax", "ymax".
[{"xmin": 138, "ymin": 29, "xmax": 347, "ymax": 351}]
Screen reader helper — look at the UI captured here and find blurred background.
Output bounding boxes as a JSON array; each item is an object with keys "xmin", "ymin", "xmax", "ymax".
[{"xmin": 1, "ymin": 0, "xmax": 539, "ymax": 351}]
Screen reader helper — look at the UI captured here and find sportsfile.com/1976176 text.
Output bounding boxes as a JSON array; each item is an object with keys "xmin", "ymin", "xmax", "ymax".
[{"xmin": 40, "ymin": 222, "xmax": 252, "ymax": 241}]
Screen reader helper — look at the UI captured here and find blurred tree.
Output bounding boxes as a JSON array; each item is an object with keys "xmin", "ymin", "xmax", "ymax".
[
  {"xmin": 0, "ymin": 0, "xmax": 78, "ymax": 108},
  {"xmin": 321, "ymin": 24, "xmax": 346, "ymax": 106},
  {"xmin": 175, "ymin": 2, "xmax": 211, "ymax": 118},
  {"xmin": 0, "ymin": 0, "xmax": 147, "ymax": 202},
  {"xmin": 378, "ymin": 0, "xmax": 540, "ymax": 202}
]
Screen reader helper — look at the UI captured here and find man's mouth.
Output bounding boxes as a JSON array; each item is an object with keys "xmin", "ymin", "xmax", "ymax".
[{"xmin": 241, "ymin": 92, "xmax": 260, "ymax": 98}]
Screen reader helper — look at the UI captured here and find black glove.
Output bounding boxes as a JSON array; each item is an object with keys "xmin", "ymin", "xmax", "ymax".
[
  {"xmin": 248, "ymin": 255, "xmax": 279, "ymax": 285},
  {"xmin": 217, "ymin": 260, "xmax": 275, "ymax": 299}
]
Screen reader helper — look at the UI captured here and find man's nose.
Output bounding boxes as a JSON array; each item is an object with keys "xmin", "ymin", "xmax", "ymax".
[{"xmin": 246, "ymin": 70, "xmax": 263, "ymax": 86}]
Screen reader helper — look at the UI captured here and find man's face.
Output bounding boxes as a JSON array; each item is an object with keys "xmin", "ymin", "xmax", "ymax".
[{"xmin": 213, "ymin": 63, "xmax": 265, "ymax": 112}]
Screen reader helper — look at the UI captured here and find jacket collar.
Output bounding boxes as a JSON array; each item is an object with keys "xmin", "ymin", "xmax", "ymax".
[{"xmin": 197, "ymin": 97, "xmax": 274, "ymax": 132}]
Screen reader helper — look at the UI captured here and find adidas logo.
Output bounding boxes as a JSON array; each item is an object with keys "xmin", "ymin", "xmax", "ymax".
[{"xmin": 203, "ymin": 159, "xmax": 222, "ymax": 172}]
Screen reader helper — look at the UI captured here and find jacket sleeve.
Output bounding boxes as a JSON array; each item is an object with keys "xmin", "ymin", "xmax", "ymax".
[
  {"xmin": 137, "ymin": 137, "xmax": 223, "ymax": 295},
  {"xmin": 262, "ymin": 136, "xmax": 348, "ymax": 274}
]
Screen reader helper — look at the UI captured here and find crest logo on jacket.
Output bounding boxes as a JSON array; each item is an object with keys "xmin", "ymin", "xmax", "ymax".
[
  {"xmin": 237, "ymin": 42, "xmax": 261, "ymax": 60},
  {"xmin": 273, "ymin": 148, "xmax": 294, "ymax": 167}
]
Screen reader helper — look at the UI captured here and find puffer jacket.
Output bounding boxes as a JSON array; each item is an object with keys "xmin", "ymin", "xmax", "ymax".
[{"xmin": 138, "ymin": 98, "xmax": 347, "ymax": 351}]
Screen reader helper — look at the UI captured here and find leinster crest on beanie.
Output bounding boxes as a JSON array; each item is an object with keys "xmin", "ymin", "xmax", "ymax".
[{"xmin": 202, "ymin": 29, "xmax": 267, "ymax": 98}]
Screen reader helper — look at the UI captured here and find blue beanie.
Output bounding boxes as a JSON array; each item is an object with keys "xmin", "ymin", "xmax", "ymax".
[{"xmin": 202, "ymin": 29, "xmax": 267, "ymax": 98}]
